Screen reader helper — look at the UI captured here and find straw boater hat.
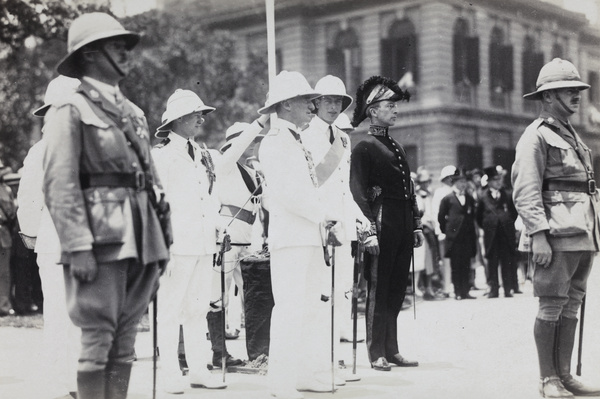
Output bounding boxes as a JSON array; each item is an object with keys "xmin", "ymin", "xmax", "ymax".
[
  {"xmin": 351, "ymin": 75, "xmax": 410, "ymax": 127},
  {"xmin": 313, "ymin": 75, "xmax": 353, "ymax": 113},
  {"xmin": 33, "ymin": 76, "xmax": 81, "ymax": 117},
  {"xmin": 523, "ymin": 58, "xmax": 590, "ymax": 100},
  {"xmin": 155, "ymin": 89, "xmax": 216, "ymax": 138},
  {"xmin": 258, "ymin": 71, "xmax": 321, "ymax": 115},
  {"xmin": 56, "ymin": 12, "xmax": 140, "ymax": 79}
]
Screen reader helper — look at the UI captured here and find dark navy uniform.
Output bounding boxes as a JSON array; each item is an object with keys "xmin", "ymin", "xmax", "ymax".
[{"xmin": 350, "ymin": 127, "xmax": 421, "ymax": 363}]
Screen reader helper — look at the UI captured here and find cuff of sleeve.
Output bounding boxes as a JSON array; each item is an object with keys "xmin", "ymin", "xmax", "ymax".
[{"xmin": 368, "ymin": 222, "xmax": 378, "ymax": 236}]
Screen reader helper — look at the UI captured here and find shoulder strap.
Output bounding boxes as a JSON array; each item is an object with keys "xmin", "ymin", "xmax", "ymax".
[{"xmin": 236, "ymin": 162, "xmax": 262, "ymax": 195}]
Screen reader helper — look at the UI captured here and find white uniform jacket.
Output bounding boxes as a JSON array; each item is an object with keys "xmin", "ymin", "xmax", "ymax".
[
  {"xmin": 301, "ymin": 116, "xmax": 365, "ymax": 242},
  {"xmin": 152, "ymin": 133, "xmax": 219, "ymax": 256},
  {"xmin": 17, "ymin": 140, "xmax": 61, "ymax": 257},
  {"xmin": 259, "ymin": 118, "xmax": 326, "ymax": 250},
  {"xmin": 214, "ymin": 120, "xmax": 265, "ymax": 245}
]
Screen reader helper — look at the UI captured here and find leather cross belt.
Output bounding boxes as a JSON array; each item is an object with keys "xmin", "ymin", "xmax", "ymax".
[
  {"xmin": 220, "ymin": 204, "xmax": 256, "ymax": 225},
  {"xmin": 542, "ymin": 179, "xmax": 596, "ymax": 195}
]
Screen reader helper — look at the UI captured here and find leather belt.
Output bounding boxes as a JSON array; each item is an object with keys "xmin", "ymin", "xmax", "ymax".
[
  {"xmin": 220, "ymin": 204, "xmax": 256, "ymax": 225},
  {"xmin": 80, "ymin": 171, "xmax": 149, "ymax": 191},
  {"xmin": 542, "ymin": 179, "xmax": 597, "ymax": 195}
]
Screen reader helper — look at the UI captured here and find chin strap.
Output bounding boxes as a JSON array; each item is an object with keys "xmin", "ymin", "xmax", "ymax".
[
  {"xmin": 554, "ymin": 91, "xmax": 576, "ymax": 115},
  {"xmin": 100, "ymin": 46, "xmax": 126, "ymax": 77}
]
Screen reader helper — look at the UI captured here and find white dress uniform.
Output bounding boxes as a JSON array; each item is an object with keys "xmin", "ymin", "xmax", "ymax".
[
  {"xmin": 211, "ymin": 120, "xmax": 266, "ymax": 328},
  {"xmin": 259, "ymin": 117, "xmax": 333, "ymax": 392},
  {"xmin": 301, "ymin": 116, "xmax": 368, "ymax": 366},
  {"xmin": 151, "ymin": 132, "xmax": 220, "ymax": 383},
  {"xmin": 17, "ymin": 139, "xmax": 80, "ymax": 398}
]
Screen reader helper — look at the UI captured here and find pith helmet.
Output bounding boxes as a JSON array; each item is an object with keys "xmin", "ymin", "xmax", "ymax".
[
  {"xmin": 334, "ymin": 113, "xmax": 354, "ymax": 132},
  {"xmin": 56, "ymin": 12, "xmax": 140, "ymax": 78},
  {"xmin": 523, "ymin": 58, "xmax": 590, "ymax": 100},
  {"xmin": 258, "ymin": 71, "xmax": 321, "ymax": 115},
  {"xmin": 33, "ymin": 76, "xmax": 81, "ymax": 117},
  {"xmin": 314, "ymin": 75, "xmax": 353, "ymax": 112},
  {"xmin": 156, "ymin": 89, "xmax": 216, "ymax": 137}
]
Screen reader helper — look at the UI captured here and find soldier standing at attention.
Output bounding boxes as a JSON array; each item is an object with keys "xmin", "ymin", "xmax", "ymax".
[
  {"xmin": 43, "ymin": 13, "xmax": 170, "ymax": 399},
  {"xmin": 349, "ymin": 76, "xmax": 424, "ymax": 372},
  {"xmin": 512, "ymin": 58, "xmax": 600, "ymax": 398}
]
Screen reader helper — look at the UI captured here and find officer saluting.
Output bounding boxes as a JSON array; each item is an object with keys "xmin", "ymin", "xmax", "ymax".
[
  {"xmin": 42, "ymin": 13, "xmax": 170, "ymax": 399},
  {"xmin": 350, "ymin": 76, "xmax": 424, "ymax": 371},
  {"xmin": 512, "ymin": 58, "xmax": 600, "ymax": 399}
]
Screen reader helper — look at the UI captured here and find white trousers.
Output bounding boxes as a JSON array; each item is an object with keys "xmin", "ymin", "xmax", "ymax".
[
  {"xmin": 157, "ymin": 254, "xmax": 214, "ymax": 379},
  {"xmin": 210, "ymin": 245, "xmax": 251, "ymax": 328},
  {"xmin": 37, "ymin": 253, "xmax": 80, "ymax": 397},
  {"xmin": 268, "ymin": 246, "xmax": 331, "ymax": 392}
]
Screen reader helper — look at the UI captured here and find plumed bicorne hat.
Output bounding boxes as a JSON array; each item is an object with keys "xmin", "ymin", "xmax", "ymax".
[{"xmin": 351, "ymin": 75, "xmax": 410, "ymax": 127}]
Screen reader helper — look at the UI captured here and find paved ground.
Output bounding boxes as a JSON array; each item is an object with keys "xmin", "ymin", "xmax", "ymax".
[{"xmin": 2, "ymin": 263, "xmax": 600, "ymax": 399}]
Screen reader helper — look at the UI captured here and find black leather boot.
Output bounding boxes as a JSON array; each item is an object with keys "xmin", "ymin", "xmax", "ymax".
[
  {"xmin": 77, "ymin": 370, "xmax": 106, "ymax": 399},
  {"xmin": 206, "ymin": 310, "xmax": 243, "ymax": 368},
  {"xmin": 534, "ymin": 318, "xmax": 573, "ymax": 398},
  {"xmin": 557, "ymin": 317, "xmax": 600, "ymax": 396},
  {"xmin": 104, "ymin": 362, "xmax": 132, "ymax": 399}
]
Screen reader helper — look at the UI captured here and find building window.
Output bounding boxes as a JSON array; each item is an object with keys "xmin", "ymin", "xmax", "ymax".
[
  {"xmin": 457, "ymin": 144, "xmax": 483, "ymax": 171},
  {"xmin": 327, "ymin": 28, "xmax": 362, "ymax": 98},
  {"xmin": 489, "ymin": 26, "xmax": 513, "ymax": 108},
  {"xmin": 551, "ymin": 42, "xmax": 563, "ymax": 59},
  {"xmin": 588, "ymin": 71, "xmax": 599, "ymax": 107},
  {"xmin": 522, "ymin": 35, "xmax": 544, "ymax": 113},
  {"xmin": 381, "ymin": 18, "xmax": 418, "ymax": 84},
  {"xmin": 453, "ymin": 18, "xmax": 479, "ymax": 104}
]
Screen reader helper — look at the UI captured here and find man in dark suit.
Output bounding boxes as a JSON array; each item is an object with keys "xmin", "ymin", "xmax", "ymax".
[
  {"xmin": 438, "ymin": 169, "xmax": 477, "ymax": 300},
  {"xmin": 476, "ymin": 166, "xmax": 519, "ymax": 298},
  {"xmin": 43, "ymin": 13, "xmax": 170, "ymax": 399},
  {"xmin": 350, "ymin": 76, "xmax": 424, "ymax": 372}
]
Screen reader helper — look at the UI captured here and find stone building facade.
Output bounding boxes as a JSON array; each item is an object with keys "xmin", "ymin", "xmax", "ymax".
[{"xmin": 164, "ymin": 0, "xmax": 600, "ymax": 185}]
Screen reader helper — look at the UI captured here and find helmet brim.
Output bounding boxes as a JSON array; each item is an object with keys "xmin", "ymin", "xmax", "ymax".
[{"xmin": 523, "ymin": 80, "xmax": 590, "ymax": 100}]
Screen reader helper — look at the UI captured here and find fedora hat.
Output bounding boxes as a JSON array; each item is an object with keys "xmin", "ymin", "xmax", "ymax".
[
  {"xmin": 56, "ymin": 13, "xmax": 140, "ymax": 78},
  {"xmin": 33, "ymin": 76, "xmax": 81, "ymax": 117},
  {"xmin": 156, "ymin": 89, "xmax": 216, "ymax": 138},
  {"xmin": 314, "ymin": 75, "xmax": 353, "ymax": 112},
  {"xmin": 523, "ymin": 58, "xmax": 590, "ymax": 100},
  {"xmin": 258, "ymin": 71, "xmax": 321, "ymax": 115}
]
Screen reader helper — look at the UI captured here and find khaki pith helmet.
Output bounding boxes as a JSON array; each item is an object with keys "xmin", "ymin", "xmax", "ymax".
[
  {"xmin": 56, "ymin": 12, "xmax": 140, "ymax": 78},
  {"xmin": 523, "ymin": 58, "xmax": 590, "ymax": 100}
]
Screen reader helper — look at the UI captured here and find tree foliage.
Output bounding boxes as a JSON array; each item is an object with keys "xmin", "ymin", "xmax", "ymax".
[{"xmin": 0, "ymin": 1, "xmax": 268, "ymax": 171}]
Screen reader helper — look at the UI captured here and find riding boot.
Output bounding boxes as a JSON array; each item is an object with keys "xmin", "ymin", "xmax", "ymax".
[
  {"xmin": 556, "ymin": 317, "xmax": 600, "ymax": 396},
  {"xmin": 104, "ymin": 362, "xmax": 132, "ymax": 399},
  {"xmin": 534, "ymin": 318, "xmax": 573, "ymax": 398},
  {"xmin": 77, "ymin": 370, "xmax": 106, "ymax": 399},
  {"xmin": 206, "ymin": 310, "xmax": 243, "ymax": 368}
]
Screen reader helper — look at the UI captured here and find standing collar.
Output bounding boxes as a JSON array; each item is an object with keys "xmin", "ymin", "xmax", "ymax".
[
  {"xmin": 168, "ymin": 131, "xmax": 198, "ymax": 149},
  {"xmin": 369, "ymin": 125, "xmax": 389, "ymax": 137}
]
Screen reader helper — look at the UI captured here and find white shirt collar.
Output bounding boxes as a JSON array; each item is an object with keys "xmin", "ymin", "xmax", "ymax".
[
  {"xmin": 168, "ymin": 131, "xmax": 198, "ymax": 150},
  {"xmin": 309, "ymin": 116, "xmax": 331, "ymax": 135}
]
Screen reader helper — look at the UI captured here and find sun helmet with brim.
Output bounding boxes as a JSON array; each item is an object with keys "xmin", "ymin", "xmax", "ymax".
[{"xmin": 56, "ymin": 12, "xmax": 140, "ymax": 79}]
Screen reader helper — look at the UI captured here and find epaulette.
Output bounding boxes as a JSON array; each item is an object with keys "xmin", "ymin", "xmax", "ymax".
[
  {"xmin": 153, "ymin": 138, "xmax": 171, "ymax": 149},
  {"xmin": 539, "ymin": 117, "xmax": 560, "ymax": 133}
]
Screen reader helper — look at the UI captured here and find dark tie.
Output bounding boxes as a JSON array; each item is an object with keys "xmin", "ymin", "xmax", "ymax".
[
  {"xmin": 187, "ymin": 140, "xmax": 195, "ymax": 161},
  {"xmin": 329, "ymin": 126, "xmax": 335, "ymax": 144}
]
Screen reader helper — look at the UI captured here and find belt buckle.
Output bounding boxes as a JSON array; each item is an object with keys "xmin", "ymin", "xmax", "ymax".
[
  {"xmin": 135, "ymin": 171, "xmax": 146, "ymax": 191},
  {"xmin": 588, "ymin": 179, "xmax": 596, "ymax": 195}
]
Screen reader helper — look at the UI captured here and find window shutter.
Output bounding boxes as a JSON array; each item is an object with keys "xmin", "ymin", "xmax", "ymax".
[
  {"xmin": 327, "ymin": 48, "xmax": 345, "ymax": 82},
  {"xmin": 409, "ymin": 34, "xmax": 419, "ymax": 84},
  {"xmin": 502, "ymin": 45, "xmax": 514, "ymax": 92},
  {"xmin": 453, "ymin": 34, "xmax": 463, "ymax": 84},
  {"xmin": 466, "ymin": 36, "xmax": 480, "ymax": 85},
  {"xmin": 380, "ymin": 38, "xmax": 395, "ymax": 78}
]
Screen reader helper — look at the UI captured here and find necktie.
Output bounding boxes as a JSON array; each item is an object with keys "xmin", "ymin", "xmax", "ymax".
[
  {"xmin": 329, "ymin": 126, "xmax": 335, "ymax": 144},
  {"xmin": 187, "ymin": 140, "xmax": 195, "ymax": 161}
]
